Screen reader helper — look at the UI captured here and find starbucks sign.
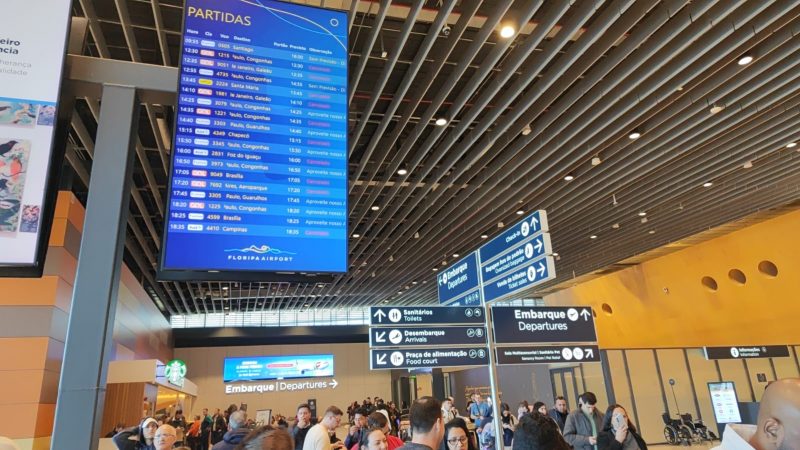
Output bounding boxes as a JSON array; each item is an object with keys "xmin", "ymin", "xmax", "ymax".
[{"xmin": 165, "ymin": 359, "xmax": 187, "ymax": 387}]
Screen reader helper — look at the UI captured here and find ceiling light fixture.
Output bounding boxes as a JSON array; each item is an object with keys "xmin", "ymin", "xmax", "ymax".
[
  {"xmin": 499, "ymin": 25, "xmax": 515, "ymax": 38},
  {"xmin": 709, "ymin": 104, "xmax": 725, "ymax": 114},
  {"xmin": 591, "ymin": 156, "xmax": 602, "ymax": 166},
  {"xmin": 612, "ymin": 223, "xmax": 620, "ymax": 229},
  {"xmin": 452, "ymin": 253, "xmax": 460, "ymax": 258},
  {"xmin": 432, "ymin": 267, "xmax": 438, "ymax": 272},
  {"xmin": 521, "ymin": 124, "xmax": 532, "ymax": 136},
  {"xmin": 743, "ymin": 161, "xmax": 753, "ymax": 169},
  {"xmin": 480, "ymin": 234, "xmax": 488, "ymax": 239},
  {"xmin": 628, "ymin": 131, "xmax": 641, "ymax": 140},
  {"xmin": 352, "ymin": 233, "xmax": 361, "ymax": 238},
  {"xmin": 590, "ymin": 235, "xmax": 598, "ymax": 239},
  {"xmin": 737, "ymin": 54, "xmax": 753, "ymax": 65},
  {"xmin": 703, "ymin": 182, "xmax": 713, "ymax": 187},
  {"xmin": 371, "ymin": 205, "xmax": 380, "ymax": 211},
  {"xmin": 787, "ymin": 142, "xmax": 797, "ymax": 148},
  {"xmin": 397, "ymin": 168, "xmax": 408, "ymax": 176},
  {"xmin": 641, "ymin": 217, "xmax": 648, "ymax": 224},
  {"xmin": 516, "ymin": 210, "xmax": 524, "ymax": 215},
  {"xmin": 564, "ymin": 174, "xmax": 575, "ymax": 181},
  {"xmin": 638, "ymin": 211, "xmax": 647, "ymax": 217},
  {"xmin": 649, "ymin": 230, "xmax": 656, "ymax": 234},
  {"xmin": 412, "ymin": 281, "xmax": 418, "ymax": 285},
  {"xmin": 434, "ymin": 117, "xmax": 448, "ymax": 126}
]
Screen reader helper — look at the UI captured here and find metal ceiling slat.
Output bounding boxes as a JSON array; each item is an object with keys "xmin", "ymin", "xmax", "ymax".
[{"xmin": 348, "ymin": 0, "xmax": 391, "ymax": 105}]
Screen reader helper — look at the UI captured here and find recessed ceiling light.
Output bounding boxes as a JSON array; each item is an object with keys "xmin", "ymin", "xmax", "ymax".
[
  {"xmin": 638, "ymin": 211, "xmax": 647, "ymax": 217},
  {"xmin": 676, "ymin": 86, "xmax": 684, "ymax": 91},
  {"xmin": 383, "ymin": 300, "xmax": 389, "ymax": 303},
  {"xmin": 743, "ymin": 161, "xmax": 753, "ymax": 169},
  {"xmin": 612, "ymin": 223, "xmax": 620, "ymax": 229},
  {"xmin": 628, "ymin": 131, "xmax": 641, "ymax": 140},
  {"xmin": 352, "ymin": 233, "xmax": 361, "ymax": 238},
  {"xmin": 441, "ymin": 260, "xmax": 447, "ymax": 266},
  {"xmin": 480, "ymin": 234, "xmax": 488, "ymax": 239},
  {"xmin": 516, "ymin": 210, "xmax": 524, "ymax": 215},
  {"xmin": 641, "ymin": 217, "xmax": 648, "ymax": 224},
  {"xmin": 787, "ymin": 142, "xmax": 797, "ymax": 148},
  {"xmin": 432, "ymin": 268, "xmax": 438, "ymax": 272},
  {"xmin": 434, "ymin": 117, "xmax": 448, "ymax": 126},
  {"xmin": 649, "ymin": 230, "xmax": 656, "ymax": 234},
  {"xmin": 703, "ymin": 182, "xmax": 713, "ymax": 187},
  {"xmin": 397, "ymin": 291, "xmax": 403, "ymax": 295},
  {"xmin": 222, "ymin": 286, "xmax": 228, "ymax": 290},
  {"xmin": 521, "ymin": 124, "xmax": 532, "ymax": 136},
  {"xmin": 397, "ymin": 168, "xmax": 408, "ymax": 176},
  {"xmin": 564, "ymin": 174, "xmax": 575, "ymax": 181},
  {"xmin": 737, "ymin": 54, "xmax": 753, "ymax": 65},
  {"xmin": 452, "ymin": 253, "xmax": 460, "ymax": 258},
  {"xmin": 709, "ymin": 104, "xmax": 724, "ymax": 114},
  {"xmin": 371, "ymin": 205, "xmax": 380, "ymax": 211},
  {"xmin": 552, "ymin": 252, "xmax": 559, "ymax": 257},
  {"xmin": 499, "ymin": 25, "xmax": 515, "ymax": 38},
  {"xmin": 497, "ymin": 222, "xmax": 504, "ymax": 228},
  {"xmin": 591, "ymin": 156, "xmax": 602, "ymax": 166},
  {"xmin": 412, "ymin": 281, "xmax": 418, "ymax": 285},
  {"xmin": 590, "ymin": 235, "xmax": 598, "ymax": 239}
]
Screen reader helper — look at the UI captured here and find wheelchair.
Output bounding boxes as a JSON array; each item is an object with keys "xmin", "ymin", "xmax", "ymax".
[
  {"xmin": 679, "ymin": 413, "xmax": 718, "ymax": 442},
  {"xmin": 662, "ymin": 412, "xmax": 693, "ymax": 445}
]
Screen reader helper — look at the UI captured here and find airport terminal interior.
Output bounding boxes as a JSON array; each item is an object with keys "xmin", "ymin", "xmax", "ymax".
[{"xmin": 1, "ymin": 0, "xmax": 800, "ymax": 449}]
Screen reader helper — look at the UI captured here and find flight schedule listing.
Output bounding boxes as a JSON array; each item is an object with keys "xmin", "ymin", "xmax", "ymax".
[{"xmin": 161, "ymin": 0, "xmax": 348, "ymax": 274}]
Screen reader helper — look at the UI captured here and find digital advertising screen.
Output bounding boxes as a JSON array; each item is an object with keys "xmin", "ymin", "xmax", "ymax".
[
  {"xmin": 708, "ymin": 381, "xmax": 742, "ymax": 424},
  {"xmin": 223, "ymin": 354, "xmax": 334, "ymax": 382},
  {"xmin": 159, "ymin": 0, "xmax": 348, "ymax": 280},
  {"xmin": 0, "ymin": 0, "xmax": 72, "ymax": 275}
]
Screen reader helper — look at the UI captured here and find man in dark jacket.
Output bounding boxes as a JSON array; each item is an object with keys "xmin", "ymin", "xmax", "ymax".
[
  {"xmin": 211, "ymin": 409, "xmax": 227, "ymax": 445},
  {"xmin": 548, "ymin": 397, "xmax": 569, "ymax": 432},
  {"xmin": 292, "ymin": 403, "xmax": 314, "ymax": 450},
  {"xmin": 564, "ymin": 392, "xmax": 604, "ymax": 450},
  {"xmin": 212, "ymin": 410, "xmax": 249, "ymax": 450}
]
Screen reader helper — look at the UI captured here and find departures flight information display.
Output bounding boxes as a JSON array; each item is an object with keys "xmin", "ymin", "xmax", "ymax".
[{"xmin": 160, "ymin": 0, "xmax": 348, "ymax": 277}]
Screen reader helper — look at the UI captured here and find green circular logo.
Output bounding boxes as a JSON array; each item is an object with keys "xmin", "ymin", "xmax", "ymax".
[{"xmin": 165, "ymin": 359, "xmax": 187, "ymax": 386}]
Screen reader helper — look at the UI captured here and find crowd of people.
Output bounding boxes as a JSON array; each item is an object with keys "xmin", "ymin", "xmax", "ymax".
[{"xmin": 98, "ymin": 377, "xmax": 800, "ymax": 450}]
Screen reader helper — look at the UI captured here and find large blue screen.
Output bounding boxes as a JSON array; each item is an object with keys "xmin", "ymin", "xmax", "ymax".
[
  {"xmin": 161, "ymin": 0, "xmax": 348, "ymax": 275},
  {"xmin": 223, "ymin": 354, "xmax": 334, "ymax": 382}
]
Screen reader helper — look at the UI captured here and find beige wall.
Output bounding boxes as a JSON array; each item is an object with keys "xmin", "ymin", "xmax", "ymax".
[{"xmin": 176, "ymin": 343, "xmax": 392, "ymax": 419}]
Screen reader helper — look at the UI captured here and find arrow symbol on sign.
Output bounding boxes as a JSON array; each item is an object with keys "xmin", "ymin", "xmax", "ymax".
[
  {"xmin": 534, "ymin": 238, "xmax": 543, "ymax": 253},
  {"xmin": 330, "ymin": 379, "xmax": 338, "ymax": 389},
  {"xmin": 375, "ymin": 331, "xmax": 386, "ymax": 343},
  {"xmin": 585, "ymin": 349, "xmax": 594, "ymax": 359},
  {"xmin": 536, "ymin": 262, "xmax": 546, "ymax": 277},
  {"xmin": 580, "ymin": 309, "xmax": 591, "ymax": 321},
  {"xmin": 374, "ymin": 309, "xmax": 387, "ymax": 323},
  {"xmin": 376, "ymin": 354, "xmax": 387, "ymax": 365},
  {"xmin": 531, "ymin": 215, "xmax": 539, "ymax": 230}
]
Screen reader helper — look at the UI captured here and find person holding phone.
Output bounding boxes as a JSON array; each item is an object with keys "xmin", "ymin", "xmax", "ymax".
[
  {"xmin": 596, "ymin": 405, "xmax": 647, "ymax": 450},
  {"xmin": 564, "ymin": 392, "xmax": 603, "ymax": 450}
]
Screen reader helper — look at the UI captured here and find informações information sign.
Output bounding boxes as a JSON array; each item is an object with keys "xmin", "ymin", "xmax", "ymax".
[
  {"xmin": 0, "ymin": 1, "xmax": 72, "ymax": 270},
  {"xmin": 161, "ymin": 0, "xmax": 348, "ymax": 276}
]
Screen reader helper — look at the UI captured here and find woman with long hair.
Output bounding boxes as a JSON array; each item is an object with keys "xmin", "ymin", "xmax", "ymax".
[
  {"xmin": 597, "ymin": 405, "xmax": 647, "ymax": 450},
  {"xmin": 440, "ymin": 418, "xmax": 476, "ymax": 450}
]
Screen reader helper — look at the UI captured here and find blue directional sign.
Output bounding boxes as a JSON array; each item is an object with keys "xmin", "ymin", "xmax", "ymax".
[
  {"xmin": 370, "ymin": 326, "xmax": 487, "ymax": 347},
  {"xmin": 481, "ymin": 255, "xmax": 556, "ymax": 303},
  {"xmin": 437, "ymin": 252, "xmax": 482, "ymax": 305},
  {"xmin": 481, "ymin": 233, "xmax": 551, "ymax": 281},
  {"xmin": 479, "ymin": 210, "xmax": 549, "ymax": 264},
  {"xmin": 490, "ymin": 306, "xmax": 597, "ymax": 344},
  {"xmin": 370, "ymin": 306, "xmax": 486, "ymax": 326},
  {"xmin": 370, "ymin": 346, "xmax": 489, "ymax": 370}
]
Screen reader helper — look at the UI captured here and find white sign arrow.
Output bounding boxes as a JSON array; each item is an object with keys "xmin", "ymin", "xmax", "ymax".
[
  {"xmin": 373, "ymin": 309, "xmax": 387, "ymax": 323},
  {"xmin": 534, "ymin": 238, "xmax": 543, "ymax": 253},
  {"xmin": 531, "ymin": 215, "xmax": 539, "ymax": 229},
  {"xmin": 585, "ymin": 348, "xmax": 594, "ymax": 359},
  {"xmin": 536, "ymin": 262, "xmax": 546, "ymax": 277},
  {"xmin": 375, "ymin": 331, "xmax": 386, "ymax": 343},
  {"xmin": 330, "ymin": 379, "xmax": 338, "ymax": 389},
  {"xmin": 580, "ymin": 309, "xmax": 591, "ymax": 321},
  {"xmin": 376, "ymin": 354, "xmax": 387, "ymax": 365}
]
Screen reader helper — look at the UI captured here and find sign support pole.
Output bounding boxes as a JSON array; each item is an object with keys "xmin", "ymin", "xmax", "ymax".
[
  {"xmin": 477, "ymin": 252, "xmax": 505, "ymax": 450},
  {"xmin": 51, "ymin": 84, "xmax": 140, "ymax": 450}
]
